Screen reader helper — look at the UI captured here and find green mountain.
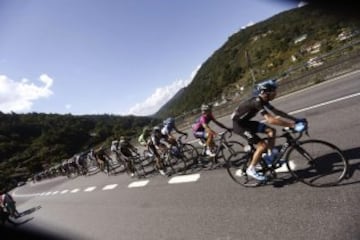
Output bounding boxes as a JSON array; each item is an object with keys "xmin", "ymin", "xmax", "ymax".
[{"xmin": 154, "ymin": 4, "xmax": 360, "ymax": 118}]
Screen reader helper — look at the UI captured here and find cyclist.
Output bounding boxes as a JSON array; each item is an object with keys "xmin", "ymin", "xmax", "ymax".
[
  {"xmin": 231, "ymin": 79, "xmax": 307, "ymax": 181},
  {"xmin": 75, "ymin": 152, "xmax": 88, "ymax": 175},
  {"xmin": 1, "ymin": 191, "xmax": 20, "ymax": 219},
  {"xmin": 94, "ymin": 145, "xmax": 112, "ymax": 175},
  {"xmin": 161, "ymin": 117, "xmax": 188, "ymax": 147},
  {"xmin": 192, "ymin": 104, "xmax": 231, "ymax": 157},
  {"xmin": 138, "ymin": 126, "xmax": 152, "ymax": 147},
  {"xmin": 0, "ymin": 194, "xmax": 18, "ymax": 226},
  {"xmin": 150, "ymin": 126, "xmax": 168, "ymax": 176},
  {"xmin": 118, "ymin": 136, "xmax": 138, "ymax": 177}
]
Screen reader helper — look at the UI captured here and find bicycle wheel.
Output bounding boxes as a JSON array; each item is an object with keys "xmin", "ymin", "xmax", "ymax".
[
  {"xmin": 215, "ymin": 141, "xmax": 244, "ymax": 167},
  {"xmin": 181, "ymin": 143, "xmax": 199, "ymax": 166},
  {"xmin": 220, "ymin": 141, "xmax": 244, "ymax": 160},
  {"xmin": 133, "ymin": 157, "xmax": 146, "ymax": 178},
  {"xmin": 286, "ymin": 139, "xmax": 348, "ymax": 187},
  {"xmin": 169, "ymin": 153, "xmax": 188, "ymax": 175},
  {"xmin": 225, "ymin": 151, "xmax": 261, "ymax": 187}
]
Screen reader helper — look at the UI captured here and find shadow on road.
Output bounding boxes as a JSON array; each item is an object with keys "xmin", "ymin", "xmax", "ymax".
[
  {"xmin": 19, "ymin": 206, "xmax": 42, "ymax": 218},
  {"xmin": 252, "ymin": 146, "xmax": 360, "ymax": 189}
]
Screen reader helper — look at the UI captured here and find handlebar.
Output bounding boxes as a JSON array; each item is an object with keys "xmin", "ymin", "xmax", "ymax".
[
  {"xmin": 177, "ymin": 133, "xmax": 188, "ymax": 142},
  {"xmin": 218, "ymin": 128, "xmax": 232, "ymax": 140},
  {"xmin": 282, "ymin": 121, "xmax": 309, "ymax": 141}
]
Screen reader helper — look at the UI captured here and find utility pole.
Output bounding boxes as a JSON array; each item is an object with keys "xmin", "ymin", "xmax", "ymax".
[{"xmin": 245, "ymin": 49, "xmax": 256, "ymax": 88}]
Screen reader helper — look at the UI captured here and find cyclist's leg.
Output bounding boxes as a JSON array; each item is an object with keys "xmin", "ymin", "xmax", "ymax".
[
  {"xmin": 123, "ymin": 153, "xmax": 135, "ymax": 175},
  {"xmin": 204, "ymin": 129, "xmax": 216, "ymax": 152},
  {"xmin": 262, "ymin": 124, "xmax": 276, "ymax": 153},
  {"xmin": 233, "ymin": 120, "xmax": 267, "ymax": 180},
  {"xmin": 149, "ymin": 143, "xmax": 164, "ymax": 171}
]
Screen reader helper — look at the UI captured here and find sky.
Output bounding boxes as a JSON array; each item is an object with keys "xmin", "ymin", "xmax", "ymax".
[{"xmin": 0, "ymin": 0, "xmax": 304, "ymax": 116}]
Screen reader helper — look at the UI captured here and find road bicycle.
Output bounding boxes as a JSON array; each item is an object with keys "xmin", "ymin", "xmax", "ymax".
[
  {"xmin": 226, "ymin": 124, "xmax": 349, "ymax": 187},
  {"xmin": 117, "ymin": 151, "xmax": 147, "ymax": 178},
  {"xmin": 193, "ymin": 129, "xmax": 244, "ymax": 170},
  {"xmin": 171, "ymin": 134, "xmax": 199, "ymax": 169}
]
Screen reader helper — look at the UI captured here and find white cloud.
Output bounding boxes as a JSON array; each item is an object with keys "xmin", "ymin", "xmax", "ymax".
[
  {"xmin": 128, "ymin": 66, "xmax": 200, "ymax": 116},
  {"xmin": 241, "ymin": 21, "xmax": 255, "ymax": 30},
  {"xmin": 298, "ymin": 1, "xmax": 308, "ymax": 7},
  {"xmin": 0, "ymin": 74, "xmax": 54, "ymax": 113},
  {"xmin": 65, "ymin": 104, "xmax": 72, "ymax": 109}
]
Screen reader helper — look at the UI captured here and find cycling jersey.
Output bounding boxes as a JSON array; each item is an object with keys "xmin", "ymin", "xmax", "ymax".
[
  {"xmin": 231, "ymin": 96, "xmax": 274, "ymax": 122},
  {"xmin": 138, "ymin": 132, "xmax": 150, "ymax": 146},
  {"xmin": 151, "ymin": 132, "xmax": 162, "ymax": 147},
  {"xmin": 119, "ymin": 141, "xmax": 136, "ymax": 157},
  {"xmin": 95, "ymin": 148, "xmax": 107, "ymax": 161},
  {"xmin": 161, "ymin": 118, "xmax": 176, "ymax": 135},
  {"xmin": 192, "ymin": 112, "xmax": 215, "ymax": 132},
  {"xmin": 231, "ymin": 96, "xmax": 274, "ymax": 144},
  {"xmin": 110, "ymin": 140, "xmax": 119, "ymax": 152}
]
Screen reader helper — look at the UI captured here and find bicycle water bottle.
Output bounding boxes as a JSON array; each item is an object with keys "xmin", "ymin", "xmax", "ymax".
[
  {"xmin": 171, "ymin": 146, "xmax": 179, "ymax": 157},
  {"xmin": 262, "ymin": 148, "xmax": 279, "ymax": 166}
]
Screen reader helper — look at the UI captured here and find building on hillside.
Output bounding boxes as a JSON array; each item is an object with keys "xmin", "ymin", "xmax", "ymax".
[{"xmin": 294, "ymin": 34, "xmax": 307, "ymax": 44}]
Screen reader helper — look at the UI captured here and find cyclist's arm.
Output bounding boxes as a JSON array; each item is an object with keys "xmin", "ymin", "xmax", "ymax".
[
  {"xmin": 174, "ymin": 125, "xmax": 187, "ymax": 135},
  {"xmin": 263, "ymin": 112, "xmax": 295, "ymax": 128},
  {"xmin": 213, "ymin": 119, "xmax": 231, "ymax": 131}
]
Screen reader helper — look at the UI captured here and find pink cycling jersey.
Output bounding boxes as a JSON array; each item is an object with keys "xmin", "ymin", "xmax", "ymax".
[{"xmin": 192, "ymin": 113, "xmax": 215, "ymax": 132}]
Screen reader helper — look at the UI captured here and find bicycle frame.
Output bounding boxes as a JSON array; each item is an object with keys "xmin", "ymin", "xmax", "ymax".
[{"xmin": 249, "ymin": 128, "xmax": 307, "ymax": 173}]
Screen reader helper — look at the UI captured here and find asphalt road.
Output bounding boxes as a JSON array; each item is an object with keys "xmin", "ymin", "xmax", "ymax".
[{"xmin": 9, "ymin": 70, "xmax": 360, "ymax": 240}]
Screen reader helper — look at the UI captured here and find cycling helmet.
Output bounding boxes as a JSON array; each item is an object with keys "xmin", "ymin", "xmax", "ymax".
[
  {"xmin": 201, "ymin": 104, "xmax": 211, "ymax": 112},
  {"xmin": 163, "ymin": 117, "xmax": 175, "ymax": 125},
  {"xmin": 254, "ymin": 79, "xmax": 277, "ymax": 95},
  {"xmin": 153, "ymin": 126, "xmax": 161, "ymax": 132},
  {"xmin": 119, "ymin": 136, "xmax": 125, "ymax": 142}
]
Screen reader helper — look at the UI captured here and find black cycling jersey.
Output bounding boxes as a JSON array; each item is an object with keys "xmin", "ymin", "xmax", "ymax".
[{"xmin": 231, "ymin": 96, "xmax": 274, "ymax": 122}]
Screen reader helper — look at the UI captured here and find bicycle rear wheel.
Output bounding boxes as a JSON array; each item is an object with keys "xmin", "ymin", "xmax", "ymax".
[
  {"xmin": 286, "ymin": 139, "xmax": 348, "ymax": 187},
  {"xmin": 169, "ymin": 154, "xmax": 188, "ymax": 175},
  {"xmin": 225, "ymin": 151, "xmax": 261, "ymax": 187}
]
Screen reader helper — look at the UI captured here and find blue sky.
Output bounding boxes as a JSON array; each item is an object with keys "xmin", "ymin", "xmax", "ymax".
[{"xmin": 0, "ymin": 0, "xmax": 303, "ymax": 116}]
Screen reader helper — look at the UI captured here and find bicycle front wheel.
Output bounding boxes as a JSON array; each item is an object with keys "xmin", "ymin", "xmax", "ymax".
[{"xmin": 286, "ymin": 139, "xmax": 348, "ymax": 187}]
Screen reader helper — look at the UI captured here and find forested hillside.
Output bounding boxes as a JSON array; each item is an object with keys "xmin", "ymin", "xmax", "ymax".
[{"xmin": 0, "ymin": 113, "xmax": 156, "ymax": 189}]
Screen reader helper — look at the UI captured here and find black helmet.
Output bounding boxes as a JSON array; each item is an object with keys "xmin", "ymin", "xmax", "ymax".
[
  {"xmin": 254, "ymin": 79, "xmax": 277, "ymax": 95},
  {"xmin": 153, "ymin": 126, "xmax": 161, "ymax": 132}
]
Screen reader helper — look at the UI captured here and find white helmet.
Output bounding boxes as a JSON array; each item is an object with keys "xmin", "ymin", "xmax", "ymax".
[{"xmin": 201, "ymin": 104, "xmax": 211, "ymax": 111}]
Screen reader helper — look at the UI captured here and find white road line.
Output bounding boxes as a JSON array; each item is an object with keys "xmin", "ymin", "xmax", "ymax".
[
  {"xmin": 71, "ymin": 188, "xmax": 80, "ymax": 193},
  {"xmin": 12, "ymin": 192, "xmax": 40, "ymax": 198},
  {"xmin": 60, "ymin": 189, "xmax": 69, "ymax": 194},
  {"xmin": 51, "ymin": 191, "xmax": 59, "ymax": 195},
  {"xmin": 289, "ymin": 92, "xmax": 360, "ymax": 115},
  {"xmin": 84, "ymin": 186, "xmax": 97, "ymax": 192},
  {"xmin": 45, "ymin": 192, "xmax": 52, "ymax": 196},
  {"xmin": 128, "ymin": 180, "xmax": 149, "ymax": 188},
  {"xmin": 102, "ymin": 184, "xmax": 118, "ymax": 190},
  {"xmin": 275, "ymin": 160, "xmax": 296, "ymax": 173},
  {"xmin": 168, "ymin": 173, "xmax": 200, "ymax": 184}
]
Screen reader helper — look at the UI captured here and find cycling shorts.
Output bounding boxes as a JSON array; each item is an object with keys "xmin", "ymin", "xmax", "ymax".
[{"xmin": 233, "ymin": 120, "xmax": 267, "ymax": 145}]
